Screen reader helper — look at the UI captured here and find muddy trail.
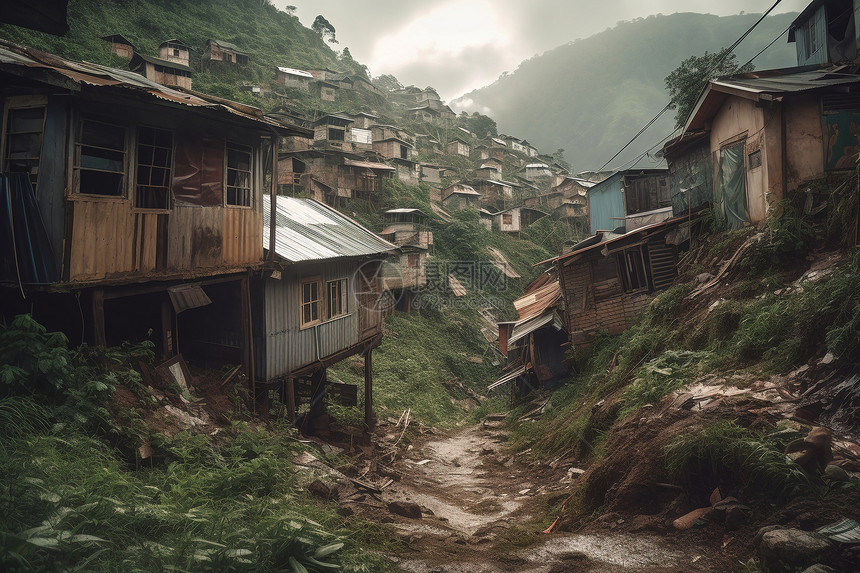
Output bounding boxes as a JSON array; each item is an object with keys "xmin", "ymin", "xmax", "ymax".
[{"xmin": 346, "ymin": 418, "xmax": 726, "ymax": 573}]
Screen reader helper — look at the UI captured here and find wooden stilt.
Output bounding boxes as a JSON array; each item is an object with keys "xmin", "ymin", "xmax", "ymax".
[
  {"xmin": 286, "ymin": 376, "xmax": 296, "ymax": 423},
  {"xmin": 92, "ymin": 288, "xmax": 106, "ymax": 348},
  {"xmin": 364, "ymin": 349, "xmax": 373, "ymax": 427}
]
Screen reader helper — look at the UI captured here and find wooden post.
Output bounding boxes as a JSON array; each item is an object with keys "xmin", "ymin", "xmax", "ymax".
[
  {"xmin": 92, "ymin": 288, "xmax": 106, "ymax": 348},
  {"xmin": 285, "ymin": 376, "xmax": 296, "ymax": 423},
  {"xmin": 269, "ymin": 135, "xmax": 278, "ymax": 262},
  {"xmin": 364, "ymin": 349, "xmax": 373, "ymax": 427},
  {"xmin": 240, "ymin": 274, "xmax": 256, "ymax": 411},
  {"xmin": 160, "ymin": 299, "xmax": 173, "ymax": 359}
]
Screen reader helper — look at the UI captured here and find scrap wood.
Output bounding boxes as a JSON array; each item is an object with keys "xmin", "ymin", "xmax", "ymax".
[
  {"xmin": 542, "ymin": 493, "xmax": 575, "ymax": 534},
  {"xmin": 380, "ymin": 478, "xmax": 394, "ymax": 490},
  {"xmin": 688, "ymin": 233, "xmax": 763, "ymax": 299},
  {"xmin": 219, "ymin": 365, "xmax": 242, "ymax": 387},
  {"xmin": 350, "ymin": 477, "xmax": 382, "ymax": 493}
]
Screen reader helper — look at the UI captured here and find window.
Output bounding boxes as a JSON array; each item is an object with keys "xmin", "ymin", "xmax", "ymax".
[
  {"xmin": 300, "ymin": 277, "xmax": 321, "ymax": 328},
  {"xmin": 226, "ymin": 143, "xmax": 252, "ymax": 206},
  {"xmin": 327, "ymin": 278, "xmax": 347, "ymax": 318},
  {"xmin": 136, "ymin": 126, "xmax": 173, "ymax": 209},
  {"xmin": 76, "ymin": 119, "xmax": 126, "ymax": 196},
  {"xmin": 173, "ymin": 48, "xmax": 180, "ymax": 57},
  {"xmin": 407, "ymin": 253, "xmax": 419, "ymax": 268},
  {"xmin": 400, "ymin": 145, "xmax": 408, "ymax": 159},
  {"xmin": 328, "ymin": 128, "xmax": 345, "ymax": 141},
  {"xmin": 617, "ymin": 248, "xmax": 648, "ymax": 292},
  {"xmin": 748, "ymin": 149, "xmax": 762, "ymax": 170},
  {"xmin": 502, "ymin": 213, "xmax": 513, "ymax": 225},
  {"xmin": 4, "ymin": 106, "xmax": 46, "ymax": 191}
]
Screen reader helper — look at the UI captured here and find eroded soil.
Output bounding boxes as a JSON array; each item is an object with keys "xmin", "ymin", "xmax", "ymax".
[{"xmin": 347, "ymin": 421, "xmax": 726, "ymax": 573}]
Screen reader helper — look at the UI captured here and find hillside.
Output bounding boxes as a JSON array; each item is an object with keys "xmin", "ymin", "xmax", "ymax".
[
  {"xmin": 453, "ymin": 12, "xmax": 800, "ymax": 171},
  {"xmin": 0, "ymin": 0, "xmax": 374, "ymax": 111}
]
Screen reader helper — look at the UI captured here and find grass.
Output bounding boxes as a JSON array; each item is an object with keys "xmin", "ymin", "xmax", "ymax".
[{"xmin": 663, "ymin": 420, "xmax": 818, "ymax": 502}]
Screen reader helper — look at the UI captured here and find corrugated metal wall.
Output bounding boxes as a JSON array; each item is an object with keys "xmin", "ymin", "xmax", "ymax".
[
  {"xmin": 588, "ymin": 173, "xmax": 624, "ymax": 234},
  {"xmin": 795, "ymin": 6, "xmax": 827, "ymax": 67},
  {"xmin": 258, "ymin": 260, "xmax": 370, "ymax": 380}
]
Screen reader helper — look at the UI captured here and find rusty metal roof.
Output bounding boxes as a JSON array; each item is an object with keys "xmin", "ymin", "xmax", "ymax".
[
  {"xmin": 343, "ymin": 159, "xmax": 395, "ymax": 171},
  {"xmin": 264, "ymin": 196, "xmax": 396, "ymax": 263},
  {"xmin": 512, "ymin": 278, "xmax": 562, "ymax": 323},
  {"xmin": 0, "ymin": 40, "xmax": 311, "ymax": 136}
]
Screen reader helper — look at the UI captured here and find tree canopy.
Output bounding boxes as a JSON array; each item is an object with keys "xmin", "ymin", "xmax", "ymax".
[
  {"xmin": 373, "ymin": 74, "xmax": 403, "ymax": 92},
  {"xmin": 665, "ymin": 48, "xmax": 754, "ymax": 129},
  {"xmin": 312, "ymin": 15, "xmax": 337, "ymax": 43}
]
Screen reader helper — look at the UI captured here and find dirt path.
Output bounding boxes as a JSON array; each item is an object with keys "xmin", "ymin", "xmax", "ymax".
[{"xmin": 355, "ymin": 421, "xmax": 725, "ymax": 572}]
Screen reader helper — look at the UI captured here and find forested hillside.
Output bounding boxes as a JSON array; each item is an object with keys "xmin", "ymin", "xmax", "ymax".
[{"xmin": 453, "ymin": 12, "xmax": 800, "ymax": 171}]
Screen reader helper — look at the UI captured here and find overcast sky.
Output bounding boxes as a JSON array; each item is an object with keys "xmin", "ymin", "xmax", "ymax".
[{"xmin": 275, "ymin": 0, "xmax": 808, "ymax": 102}]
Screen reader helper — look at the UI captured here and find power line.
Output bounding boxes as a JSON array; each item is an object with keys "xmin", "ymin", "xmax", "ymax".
[{"xmin": 597, "ymin": 0, "xmax": 783, "ymax": 172}]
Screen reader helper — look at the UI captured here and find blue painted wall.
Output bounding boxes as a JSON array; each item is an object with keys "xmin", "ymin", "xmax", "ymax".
[{"xmin": 588, "ymin": 172, "xmax": 625, "ymax": 234}]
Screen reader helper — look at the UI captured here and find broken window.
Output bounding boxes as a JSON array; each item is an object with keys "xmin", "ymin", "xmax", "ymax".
[
  {"xmin": 3, "ymin": 105, "xmax": 46, "ymax": 191},
  {"xmin": 136, "ymin": 126, "xmax": 173, "ymax": 209},
  {"xmin": 76, "ymin": 119, "xmax": 126, "ymax": 197},
  {"xmin": 226, "ymin": 143, "xmax": 252, "ymax": 207},
  {"xmin": 327, "ymin": 278, "xmax": 347, "ymax": 318},
  {"xmin": 300, "ymin": 277, "xmax": 321, "ymax": 328},
  {"xmin": 616, "ymin": 247, "xmax": 649, "ymax": 292}
]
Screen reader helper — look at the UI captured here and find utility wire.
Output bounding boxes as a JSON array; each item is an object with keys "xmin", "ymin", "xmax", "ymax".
[{"xmin": 597, "ymin": 0, "xmax": 783, "ymax": 172}]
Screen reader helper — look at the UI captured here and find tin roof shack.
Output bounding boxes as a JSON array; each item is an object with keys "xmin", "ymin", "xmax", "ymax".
[
  {"xmin": 312, "ymin": 80, "xmax": 339, "ymax": 102},
  {"xmin": 277, "ymin": 66, "xmax": 313, "ymax": 91},
  {"xmin": 158, "ymin": 39, "xmax": 191, "ymax": 66},
  {"xmin": 447, "ymin": 137, "xmax": 471, "ymax": 157},
  {"xmin": 291, "ymin": 152, "xmax": 394, "ymax": 206},
  {"xmin": 587, "ymin": 170, "xmax": 670, "ymax": 235},
  {"xmin": 373, "ymin": 136, "xmax": 414, "ymax": 161},
  {"xmin": 552, "ymin": 219, "xmax": 686, "ymax": 346},
  {"xmin": 0, "ymin": 40, "xmax": 311, "ymax": 371},
  {"xmin": 662, "ymin": 132, "xmax": 714, "ymax": 218},
  {"xmin": 679, "ymin": 66, "xmax": 860, "ymax": 229},
  {"xmin": 441, "ymin": 183, "xmax": 481, "ymax": 211},
  {"xmin": 255, "ymin": 196, "xmax": 397, "ymax": 430},
  {"xmin": 205, "ymin": 39, "xmax": 249, "ymax": 66},
  {"xmin": 130, "ymin": 52, "xmax": 193, "ymax": 90},
  {"xmin": 493, "ymin": 273, "xmax": 567, "ymax": 396},
  {"xmin": 312, "ymin": 113, "xmax": 355, "ymax": 152},
  {"xmin": 379, "ymin": 208, "xmax": 432, "ymax": 305},
  {"xmin": 473, "ymin": 179, "xmax": 514, "ymax": 210},
  {"xmin": 101, "ymin": 34, "xmax": 135, "ymax": 59},
  {"xmin": 788, "ymin": 0, "xmax": 860, "ymax": 66},
  {"xmin": 521, "ymin": 163, "xmax": 553, "ymax": 181},
  {"xmin": 492, "ymin": 206, "xmax": 547, "ymax": 236},
  {"xmin": 475, "ymin": 162, "xmax": 501, "ymax": 181},
  {"xmin": 407, "ymin": 105, "xmax": 440, "ymax": 123},
  {"xmin": 351, "ymin": 112, "xmax": 377, "ymax": 129}
]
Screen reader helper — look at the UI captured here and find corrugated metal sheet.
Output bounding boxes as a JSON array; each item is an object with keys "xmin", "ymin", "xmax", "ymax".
[
  {"xmin": 0, "ymin": 40, "xmax": 310, "ymax": 136},
  {"xmin": 512, "ymin": 279, "xmax": 562, "ymax": 322},
  {"xmin": 264, "ymin": 196, "xmax": 396, "ymax": 263},
  {"xmin": 277, "ymin": 66, "xmax": 314, "ymax": 78},
  {"xmin": 168, "ymin": 283, "xmax": 212, "ymax": 313},
  {"xmin": 588, "ymin": 172, "xmax": 625, "ymax": 234},
  {"xmin": 343, "ymin": 159, "xmax": 395, "ymax": 170}
]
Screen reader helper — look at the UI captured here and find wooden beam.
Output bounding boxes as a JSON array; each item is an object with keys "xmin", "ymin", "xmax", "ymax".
[
  {"xmin": 285, "ymin": 376, "xmax": 296, "ymax": 423},
  {"xmin": 364, "ymin": 348, "xmax": 373, "ymax": 427},
  {"xmin": 241, "ymin": 273, "xmax": 256, "ymax": 411},
  {"xmin": 161, "ymin": 298, "xmax": 173, "ymax": 359},
  {"xmin": 91, "ymin": 288, "xmax": 106, "ymax": 348}
]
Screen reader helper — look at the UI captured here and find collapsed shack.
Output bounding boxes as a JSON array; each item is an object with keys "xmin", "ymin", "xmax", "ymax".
[
  {"xmin": 552, "ymin": 216, "xmax": 691, "ymax": 346},
  {"xmin": 492, "ymin": 271, "xmax": 567, "ymax": 398},
  {"xmin": 254, "ymin": 196, "xmax": 397, "ymax": 435}
]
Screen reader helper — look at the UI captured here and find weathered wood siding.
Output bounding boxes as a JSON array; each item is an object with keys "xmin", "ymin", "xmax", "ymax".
[{"xmin": 559, "ymin": 258, "xmax": 651, "ymax": 345}]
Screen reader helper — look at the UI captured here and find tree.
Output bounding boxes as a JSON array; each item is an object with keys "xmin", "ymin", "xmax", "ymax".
[
  {"xmin": 461, "ymin": 112, "xmax": 497, "ymax": 139},
  {"xmin": 312, "ymin": 15, "xmax": 337, "ymax": 43},
  {"xmin": 372, "ymin": 74, "xmax": 403, "ymax": 92},
  {"xmin": 665, "ymin": 48, "xmax": 754, "ymax": 129},
  {"xmin": 283, "ymin": 5, "xmax": 296, "ymax": 15}
]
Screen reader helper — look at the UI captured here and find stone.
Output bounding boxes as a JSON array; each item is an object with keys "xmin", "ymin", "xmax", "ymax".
[
  {"xmin": 824, "ymin": 464, "xmax": 849, "ymax": 482},
  {"xmin": 308, "ymin": 479, "xmax": 337, "ymax": 499},
  {"xmin": 696, "ymin": 272, "xmax": 715, "ymax": 283},
  {"xmin": 387, "ymin": 501, "xmax": 422, "ymax": 519},
  {"xmin": 799, "ymin": 565, "xmax": 834, "ymax": 573},
  {"xmin": 710, "ymin": 497, "xmax": 750, "ymax": 530},
  {"xmin": 759, "ymin": 529, "xmax": 831, "ymax": 571}
]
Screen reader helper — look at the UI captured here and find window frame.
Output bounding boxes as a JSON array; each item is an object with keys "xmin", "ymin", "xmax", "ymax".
[
  {"xmin": 73, "ymin": 117, "xmax": 128, "ymax": 199},
  {"xmin": 225, "ymin": 141, "xmax": 253, "ymax": 208},
  {"xmin": 300, "ymin": 276, "xmax": 322, "ymax": 329},
  {"xmin": 326, "ymin": 278, "xmax": 348, "ymax": 319},
  {"xmin": 134, "ymin": 125, "xmax": 174, "ymax": 211},
  {"xmin": 2, "ymin": 97, "xmax": 47, "ymax": 193}
]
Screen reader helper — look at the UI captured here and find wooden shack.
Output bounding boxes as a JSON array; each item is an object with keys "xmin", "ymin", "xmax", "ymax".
[
  {"xmin": 552, "ymin": 219, "xmax": 686, "ymax": 346},
  {"xmin": 379, "ymin": 208, "xmax": 432, "ymax": 306},
  {"xmin": 0, "ymin": 40, "xmax": 311, "ymax": 370},
  {"xmin": 312, "ymin": 113, "xmax": 354, "ymax": 152},
  {"xmin": 101, "ymin": 34, "xmax": 135, "ymax": 59},
  {"xmin": 205, "ymin": 39, "xmax": 249, "ymax": 65},
  {"xmin": 255, "ymin": 196, "xmax": 396, "ymax": 429},
  {"xmin": 276, "ymin": 66, "xmax": 313, "ymax": 90},
  {"xmin": 129, "ymin": 52, "xmax": 192, "ymax": 90},
  {"xmin": 158, "ymin": 39, "xmax": 190, "ymax": 66},
  {"xmin": 441, "ymin": 183, "xmax": 481, "ymax": 210},
  {"xmin": 447, "ymin": 137, "xmax": 471, "ymax": 157}
]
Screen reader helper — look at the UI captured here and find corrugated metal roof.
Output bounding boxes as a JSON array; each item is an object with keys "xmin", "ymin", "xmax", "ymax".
[
  {"xmin": 343, "ymin": 159, "xmax": 395, "ymax": 170},
  {"xmin": 512, "ymin": 279, "xmax": 562, "ymax": 322},
  {"xmin": 132, "ymin": 52, "xmax": 193, "ymax": 72},
  {"xmin": 489, "ymin": 364, "xmax": 527, "ymax": 391},
  {"xmin": 385, "ymin": 208, "xmax": 426, "ymax": 215},
  {"xmin": 445, "ymin": 184, "xmax": 480, "ymax": 196},
  {"xmin": 264, "ymin": 196, "xmax": 396, "ymax": 263},
  {"xmin": 277, "ymin": 66, "xmax": 314, "ymax": 78},
  {"xmin": 509, "ymin": 313, "xmax": 563, "ymax": 345},
  {"xmin": 209, "ymin": 39, "xmax": 246, "ymax": 54},
  {"xmin": 0, "ymin": 40, "xmax": 310, "ymax": 136}
]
